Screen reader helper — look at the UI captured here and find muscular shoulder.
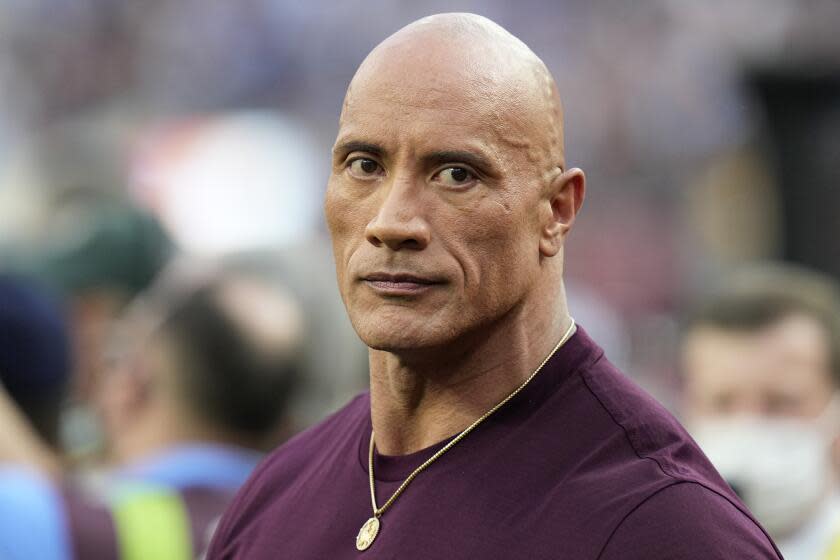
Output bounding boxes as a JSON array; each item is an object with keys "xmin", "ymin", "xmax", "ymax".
[
  {"xmin": 578, "ymin": 353, "xmax": 731, "ymax": 490},
  {"xmin": 598, "ymin": 482, "xmax": 781, "ymax": 559},
  {"xmin": 559, "ymin": 349, "xmax": 779, "ymax": 553}
]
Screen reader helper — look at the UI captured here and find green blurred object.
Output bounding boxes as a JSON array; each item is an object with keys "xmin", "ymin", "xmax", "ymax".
[{"xmin": 3, "ymin": 194, "xmax": 174, "ymax": 299}]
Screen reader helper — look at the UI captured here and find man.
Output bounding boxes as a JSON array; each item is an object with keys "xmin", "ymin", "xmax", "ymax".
[
  {"xmin": 0, "ymin": 264, "xmax": 304, "ymax": 559},
  {"xmin": 208, "ymin": 13, "xmax": 781, "ymax": 559},
  {"xmin": 683, "ymin": 264, "xmax": 840, "ymax": 559}
]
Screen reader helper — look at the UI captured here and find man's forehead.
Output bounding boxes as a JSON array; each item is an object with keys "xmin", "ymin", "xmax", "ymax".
[
  {"xmin": 336, "ymin": 91, "xmax": 537, "ymax": 170},
  {"xmin": 336, "ymin": 13, "xmax": 565, "ymax": 167},
  {"xmin": 338, "ymin": 62, "xmax": 545, "ymax": 165}
]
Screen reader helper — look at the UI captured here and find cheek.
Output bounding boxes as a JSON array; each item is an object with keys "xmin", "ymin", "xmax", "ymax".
[
  {"xmin": 324, "ymin": 179, "xmax": 351, "ymax": 239},
  {"xmin": 449, "ymin": 199, "xmax": 536, "ymax": 300},
  {"xmin": 324, "ymin": 180, "xmax": 368, "ymax": 270}
]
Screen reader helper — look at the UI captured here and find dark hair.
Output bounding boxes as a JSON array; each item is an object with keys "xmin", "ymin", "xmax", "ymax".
[
  {"xmin": 685, "ymin": 263, "xmax": 840, "ymax": 384},
  {"xmin": 154, "ymin": 278, "xmax": 300, "ymax": 437}
]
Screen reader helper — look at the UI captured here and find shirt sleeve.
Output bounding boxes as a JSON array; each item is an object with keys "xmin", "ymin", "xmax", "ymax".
[
  {"xmin": 598, "ymin": 482, "xmax": 782, "ymax": 560},
  {"xmin": 0, "ymin": 466, "xmax": 71, "ymax": 560}
]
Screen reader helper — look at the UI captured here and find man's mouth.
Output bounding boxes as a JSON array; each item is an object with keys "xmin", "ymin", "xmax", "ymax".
[{"xmin": 362, "ymin": 272, "xmax": 442, "ymax": 295}]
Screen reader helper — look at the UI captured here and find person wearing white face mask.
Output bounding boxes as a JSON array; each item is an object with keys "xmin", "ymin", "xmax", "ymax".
[{"xmin": 682, "ymin": 263, "xmax": 840, "ymax": 560}]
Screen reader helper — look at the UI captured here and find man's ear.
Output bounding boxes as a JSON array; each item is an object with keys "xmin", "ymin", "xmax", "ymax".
[{"xmin": 539, "ymin": 167, "xmax": 585, "ymax": 257}]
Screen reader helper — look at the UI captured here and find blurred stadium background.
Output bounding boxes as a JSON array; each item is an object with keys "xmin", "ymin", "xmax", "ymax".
[{"xmin": 1, "ymin": 0, "xmax": 838, "ymax": 418}]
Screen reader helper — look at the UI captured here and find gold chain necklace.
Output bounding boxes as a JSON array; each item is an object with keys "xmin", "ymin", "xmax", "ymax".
[{"xmin": 355, "ymin": 319, "xmax": 577, "ymax": 551}]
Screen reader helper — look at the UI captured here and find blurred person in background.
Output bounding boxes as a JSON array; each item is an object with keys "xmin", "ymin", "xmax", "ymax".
[
  {"xmin": 0, "ymin": 275, "xmax": 72, "ymax": 560},
  {"xmin": 683, "ymin": 263, "xmax": 840, "ymax": 559},
  {"xmin": 6, "ymin": 187, "xmax": 175, "ymax": 459},
  {"xmin": 0, "ymin": 262, "xmax": 304, "ymax": 560},
  {"xmin": 129, "ymin": 112, "xmax": 369, "ymax": 427},
  {"xmin": 1, "ymin": 110, "xmax": 367, "ymax": 446}
]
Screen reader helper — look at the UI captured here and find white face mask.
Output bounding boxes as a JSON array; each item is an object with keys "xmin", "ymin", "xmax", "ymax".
[{"xmin": 691, "ymin": 404, "xmax": 838, "ymax": 538}]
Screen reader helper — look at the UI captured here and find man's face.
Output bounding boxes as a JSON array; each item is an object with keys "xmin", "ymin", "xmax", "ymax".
[
  {"xmin": 324, "ymin": 55, "xmax": 552, "ymax": 351},
  {"xmin": 682, "ymin": 314, "xmax": 835, "ymax": 420}
]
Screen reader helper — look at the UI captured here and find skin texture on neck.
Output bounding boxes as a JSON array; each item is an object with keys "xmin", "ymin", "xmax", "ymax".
[
  {"xmin": 370, "ymin": 283, "xmax": 573, "ymax": 455},
  {"xmin": 326, "ymin": 13, "xmax": 585, "ymax": 456}
]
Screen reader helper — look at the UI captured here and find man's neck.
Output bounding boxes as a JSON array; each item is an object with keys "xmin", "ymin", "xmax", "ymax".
[{"xmin": 369, "ymin": 297, "xmax": 572, "ymax": 456}]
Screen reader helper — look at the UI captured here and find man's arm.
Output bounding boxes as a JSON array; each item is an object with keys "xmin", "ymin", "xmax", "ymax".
[{"xmin": 597, "ymin": 482, "xmax": 782, "ymax": 559}]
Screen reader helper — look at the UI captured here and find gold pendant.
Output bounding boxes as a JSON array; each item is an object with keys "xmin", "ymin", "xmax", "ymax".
[{"xmin": 356, "ymin": 517, "xmax": 380, "ymax": 551}]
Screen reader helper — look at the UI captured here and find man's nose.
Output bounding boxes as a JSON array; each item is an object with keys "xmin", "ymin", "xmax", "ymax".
[{"xmin": 364, "ymin": 180, "xmax": 430, "ymax": 251}]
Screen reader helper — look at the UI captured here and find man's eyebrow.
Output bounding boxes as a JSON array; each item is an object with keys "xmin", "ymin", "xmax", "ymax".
[
  {"xmin": 333, "ymin": 140, "xmax": 385, "ymax": 158},
  {"xmin": 421, "ymin": 150, "xmax": 497, "ymax": 175}
]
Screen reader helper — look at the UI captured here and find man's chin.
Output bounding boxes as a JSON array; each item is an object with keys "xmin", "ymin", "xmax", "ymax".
[
  {"xmin": 351, "ymin": 316, "xmax": 450, "ymax": 353},
  {"xmin": 358, "ymin": 329, "xmax": 437, "ymax": 353}
]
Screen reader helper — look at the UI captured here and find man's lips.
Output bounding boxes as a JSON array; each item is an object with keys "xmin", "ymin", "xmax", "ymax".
[{"xmin": 361, "ymin": 272, "xmax": 443, "ymax": 294}]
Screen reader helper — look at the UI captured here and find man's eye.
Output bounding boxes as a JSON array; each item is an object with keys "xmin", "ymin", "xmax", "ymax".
[
  {"xmin": 348, "ymin": 158, "xmax": 382, "ymax": 177},
  {"xmin": 435, "ymin": 167, "xmax": 475, "ymax": 187}
]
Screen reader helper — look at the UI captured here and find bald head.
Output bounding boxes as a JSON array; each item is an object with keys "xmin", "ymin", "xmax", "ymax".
[{"xmin": 343, "ymin": 13, "xmax": 566, "ymax": 170}]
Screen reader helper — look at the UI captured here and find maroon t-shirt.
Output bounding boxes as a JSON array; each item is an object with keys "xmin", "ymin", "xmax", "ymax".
[{"xmin": 208, "ymin": 327, "xmax": 782, "ymax": 559}]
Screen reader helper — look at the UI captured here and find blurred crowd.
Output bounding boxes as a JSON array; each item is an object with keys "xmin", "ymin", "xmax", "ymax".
[{"xmin": 0, "ymin": 0, "xmax": 839, "ymax": 558}]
